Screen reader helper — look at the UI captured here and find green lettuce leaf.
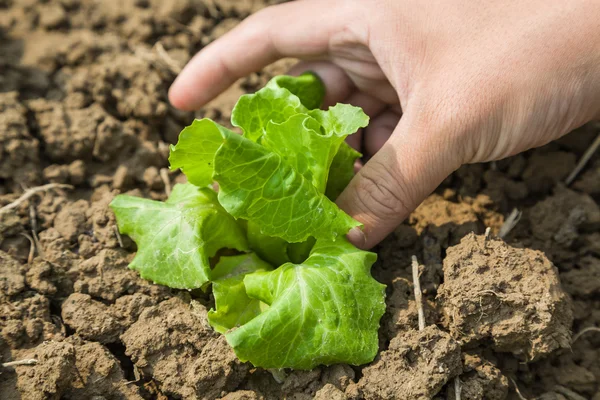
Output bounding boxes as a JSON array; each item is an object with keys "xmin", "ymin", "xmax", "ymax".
[
  {"xmin": 231, "ymin": 86, "xmax": 307, "ymax": 142},
  {"xmin": 266, "ymin": 72, "xmax": 325, "ymax": 110},
  {"xmin": 168, "ymin": 119, "xmax": 233, "ymax": 187},
  {"xmin": 246, "ymin": 221, "xmax": 291, "ymax": 266},
  {"xmin": 247, "ymin": 221, "xmax": 315, "ymax": 266},
  {"xmin": 225, "ymin": 238, "xmax": 386, "ymax": 369},
  {"xmin": 308, "ymin": 103, "xmax": 369, "ymax": 139},
  {"xmin": 208, "ymin": 253, "xmax": 272, "ymax": 333},
  {"xmin": 110, "ymin": 184, "xmax": 248, "ymax": 289},
  {"xmin": 325, "ymin": 142, "xmax": 362, "ymax": 201},
  {"xmin": 261, "ymin": 114, "xmax": 341, "ymax": 193},
  {"xmin": 261, "ymin": 106, "xmax": 367, "ymax": 193},
  {"xmin": 214, "ymin": 131, "xmax": 361, "ymax": 242}
]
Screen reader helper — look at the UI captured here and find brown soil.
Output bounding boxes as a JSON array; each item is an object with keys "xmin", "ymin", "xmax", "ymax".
[{"xmin": 1, "ymin": 1, "xmax": 599, "ymax": 399}]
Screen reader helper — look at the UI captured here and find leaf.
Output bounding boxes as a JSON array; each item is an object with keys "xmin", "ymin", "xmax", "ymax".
[
  {"xmin": 261, "ymin": 114, "xmax": 344, "ymax": 193},
  {"xmin": 325, "ymin": 142, "xmax": 362, "ymax": 201},
  {"xmin": 208, "ymin": 253, "xmax": 273, "ymax": 334},
  {"xmin": 110, "ymin": 184, "xmax": 248, "ymax": 289},
  {"xmin": 246, "ymin": 220, "xmax": 291, "ymax": 266},
  {"xmin": 308, "ymin": 103, "xmax": 369, "ymax": 139},
  {"xmin": 225, "ymin": 239, "xmax": 386, "ymax": 369},
  {"xmin": 266, "ymin": 72, "xmax": 325, "ymax": 110},
  {"xmin": 169, "ymin": 119, "xmax": 233, "ymax": 187},
  {"xmin": 214, "ymin": 132, "xmax": 361, "ymax": 243},
  {"xmin": 262, "ymin": 105, "xmax": 367, "ymax": 193},
  {"xmin": 286, "ymin": 237, "xmax": 315, "ymax": 264},
  {"xmin": 231, "ymin": 86, "xmax": 307, "ymax": 142},
  {"xmin": 247, "ymin": 220, "xmax": 315, "ymax": 266}
]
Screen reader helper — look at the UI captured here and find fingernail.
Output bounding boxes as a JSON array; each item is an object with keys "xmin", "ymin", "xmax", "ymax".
[{"xmin": 347, "ymin": 227, "xmax": 367, "ymax": 249}]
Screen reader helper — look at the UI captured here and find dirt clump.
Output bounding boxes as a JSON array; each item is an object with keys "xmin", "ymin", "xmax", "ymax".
[
  {"xmin": 53, "ymin": 199, "xmax": 90, "ymax": 242},
  {"xmin": 73, "ymin": 248, "xmax": 169, "ymax": 303},
  {"xmin": 528, "ymin": 185, "xmax": 600, "ymax": 251},
  {"xmin": 482, "ymin": 169, "xmax": 529, "ymax": 206},
  {"xmin": 573, "ymin": 159, "xmax": 600, "ymax": 197},
  {"xmin": 25, "ymin": 259, "xmax": 70, "ymax": 297},
  {"xmin": 447, "ymin": 352, "xmax": 508, "ymax": 400},
  {"xmin": 61, "ymin": 293, "xmax": 123, "ymax": 344},
  {"xmin": 219, "ymin": 390, "xmax": 262, "ymax": 400},
  {"xmin": 63, "ymin": 337, "xmax": 143, "ymax": 400},
  {"xmin": 315, "ymin": 384, "xmax": 346, "ymax": 400},
  {"xmin": 10, "ymin": 337, "xmax": 143, "ymax": 400},
  {"xmin": 381, "ymin": 277, "xmax": 438, "ymax": 340},
  {"xmin": 121, "ymin": 296, "xmax": 248, "ymax": 399},
  {"xmin": 321, "ymin": 364, "xmax": 356, "ymax": 392},
  {"xmin": 29, "ymin": 100, "xmax": 132, "ymax": 163},
  {"xmin": 358, "ymin": 326, "xmax": 462, "ymax": 399},
  {"xmin": 522, "ymin": 151, "xmax": 577, "ymax": 194},
  {"xmin": 409, "ymin": 194, "xmax": 483, "ymax": 245},
  {"xmin": 377, "ymin": 193, "xmax": 498, "ymax": 290},
  {"xmin": 0, "ymin": 251, "xmax": 26, "ymax": 299},
  {"xmin": 0, "ymin": 92, "xmax": 40, "ymax": 188},
  {"xmin": 1, "ymin": 293, "xmax": 63, "ymax": 349},
  {"xmin": 437, "ymin": 233, "xmax": 573, "ymax": 361},
  {"xmin": 13, "ymin": 340, "xmax": 76, "ymax": 400},
  {"xmin": 561, "ymin": 256, "xmax": 600, "ymax": 297}
]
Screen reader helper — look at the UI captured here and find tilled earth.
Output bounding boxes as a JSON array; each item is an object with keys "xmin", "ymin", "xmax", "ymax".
[{"xmin": 1, "ymin": 1, "xmax": 599, "ymax": 399}]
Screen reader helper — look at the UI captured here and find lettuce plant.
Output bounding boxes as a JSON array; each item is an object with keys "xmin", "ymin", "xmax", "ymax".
[{"xmin": 110, "ymin": 73, "xmax": 386, "ymax": 369}]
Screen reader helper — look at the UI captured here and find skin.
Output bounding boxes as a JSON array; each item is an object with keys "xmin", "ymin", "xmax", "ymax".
[{"xmin": 169, "ymin": 0, "xmax": 600, "ymax": 249}]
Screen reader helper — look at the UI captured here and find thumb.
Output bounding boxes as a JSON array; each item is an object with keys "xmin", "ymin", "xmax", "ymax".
[{"xmin": 336, "ymin": 112, "xmax": 463, "ymax": 249}]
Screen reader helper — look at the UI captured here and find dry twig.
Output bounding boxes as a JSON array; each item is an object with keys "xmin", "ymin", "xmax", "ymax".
[
  {"xmin": 565, "ymin": 132, "xmax": 600, "ymax": 186},
  {"xmin": 160, "ymin": 168, "xmax": 172, "ymax": 196},
  {"xmin": 554, "ymin": 385, "xmax": 587, "ymax": 400},
  {"xmin": 155, "ymin": 42, "xmax": 182, "ymax": 74},
  {"xmin": 411, "ymin": 255, "xmax": 425, "ymax": 331},
  {"xmin": 28, "ymin": 203, "xmax": 45, "ymax": 260},
  {"xmin": 498, "ymin": 208, "xmax": 522, "ymax": 239},
  {"xmin": 20, "ymin": 232, "xmax": 35, "ymax": 264},
  {"xmin": 113, "ymin": 225, "xmax": 124, "ymax": 248},
  {"xmin": 0, "ymin": 184, "xmax": 73, "ymax": 214},
  {"xmin": 32, "ymin": 230, "xmax": 44, "ymax": 260},
  {"xmin": 29, "ymin": 204, "xmax": 38, "ymax": 232},
  {"xmin": 509, "ymin": 377, "xmax": 529, "ymax": 400},
  {"xmin": 454, "ymin": 377, "xmax": 462, "ymax": 400},
  {"xmin": 572, "ymin": 326, "xmax": 600, "ymax": 344},
  {"xmin": 2, "ymin": 359, "xmax": 38, "ymax": 368}
]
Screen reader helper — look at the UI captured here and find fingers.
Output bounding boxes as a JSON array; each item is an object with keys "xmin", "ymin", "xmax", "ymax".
[
  {"xmin": 338, "ymin": 110, "xmax": 463, "ymax": 249},
  {"xmin": 168, "ymin": 0, "xmax": 356, "ymax": 110},
  {"xmin": 364, "ymin": 110, "xmax": 400, "ymax": 157},
  {"xmin": 344, "ymin": 91, "xmax": 387, "ymax": 119},
  {"xmin": 346, "ymin": 129, "xmax": 363, "ymax": 152},
  {"xmin": 288, "ymin": 61, "xmax": 355, "ymax": 108}
]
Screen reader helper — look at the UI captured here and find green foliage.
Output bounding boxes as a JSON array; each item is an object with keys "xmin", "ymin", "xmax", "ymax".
[
  {"xmin": 208, "ymin": 253, "xmax": 273, "ymax": 334},
  {"xmin": 226, "ymin": 239, "xmax": 385, "ymax": 369},
  {"xmin": 110, "ymin": 184, "xmax": 248, "ymax": 289},
  {"xmin": 111, "ymin": 73, "xmax": 385, "ymax": 370}
]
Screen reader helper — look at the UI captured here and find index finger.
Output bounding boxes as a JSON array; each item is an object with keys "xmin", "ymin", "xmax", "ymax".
[{"xmin": 168, "ymin": 0, "xmax": 358, "ymax": 110}]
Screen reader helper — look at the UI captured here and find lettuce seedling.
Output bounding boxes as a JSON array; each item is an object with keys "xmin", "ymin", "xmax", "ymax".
[{"xmin": 110, "ymin": 73, "xmax": 386, "ymax": 370}]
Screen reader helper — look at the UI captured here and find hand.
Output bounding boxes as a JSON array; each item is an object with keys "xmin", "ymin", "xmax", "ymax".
[{"xmin": 169, "ymin": 0, "xmax": 600, "ymax": 249}]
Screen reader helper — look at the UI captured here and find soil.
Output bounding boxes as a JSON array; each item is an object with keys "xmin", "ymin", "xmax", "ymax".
[{"xmin": 0, "ymin": 0, "xmax": 599, "ymax": 399}]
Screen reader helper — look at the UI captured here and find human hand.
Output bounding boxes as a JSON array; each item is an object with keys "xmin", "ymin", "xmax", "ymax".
[{"xmin": 169, "ymin": 0, "xmax": 600, "ymax": 249}]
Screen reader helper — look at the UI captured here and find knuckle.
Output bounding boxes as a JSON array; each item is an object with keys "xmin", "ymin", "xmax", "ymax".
[{"xmin": 354, "ymin": 159, "xmax": 412, "ymax": 220}]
